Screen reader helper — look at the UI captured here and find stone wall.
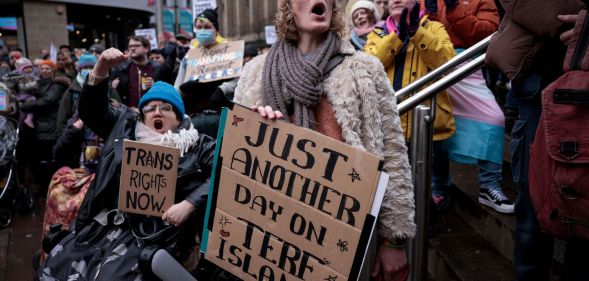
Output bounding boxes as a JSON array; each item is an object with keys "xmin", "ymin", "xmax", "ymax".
[{"xmin": 23, "ymin": 0, "xmax": 68, "ymax": 58}]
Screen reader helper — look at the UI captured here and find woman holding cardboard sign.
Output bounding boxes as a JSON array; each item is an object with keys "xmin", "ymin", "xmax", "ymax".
[
  {"xmin": 234, "ymin": 0, "xmax": 414, "ymax": 280},
  {"xmin": 173, "ymin": 9, "xmax": 234, "ymax": 138},
  {"xmin": 37, "ymin": 48, "xmax": 216, "ymax": 281}
]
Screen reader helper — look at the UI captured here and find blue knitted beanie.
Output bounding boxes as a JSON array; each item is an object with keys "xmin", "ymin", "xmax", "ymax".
[
  {"xmin": 77, "ymin": 54, "xmax": 97, "ymax": 70},
  {"xmin": 138, "ymin": 81, "xmax": 185, "ymax": 118}
]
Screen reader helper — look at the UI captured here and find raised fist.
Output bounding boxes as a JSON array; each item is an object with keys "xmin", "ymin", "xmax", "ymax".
[{"xmin": 93, "ymin": 48, "xmax": 128, "ymax": 77}]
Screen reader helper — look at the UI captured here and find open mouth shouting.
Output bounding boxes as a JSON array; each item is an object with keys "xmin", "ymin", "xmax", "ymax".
[
  {"xmin": 311, "ymin": 2, "xmax": 326, "ymax": 16},
  {"xmin": 153, "ymin": 119, "xmax": 164, "ymax": 131}
]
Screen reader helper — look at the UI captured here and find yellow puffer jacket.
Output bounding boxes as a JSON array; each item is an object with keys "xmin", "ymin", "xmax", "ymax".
[{"xmin": 365, "ymin": 16, "xmax": 456, "ymax": 141}]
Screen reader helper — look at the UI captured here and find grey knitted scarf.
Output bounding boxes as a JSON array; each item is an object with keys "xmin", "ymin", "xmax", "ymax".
[{"xmin": 261, "ymin": 32, "xmax": 341, "ymax": 129}]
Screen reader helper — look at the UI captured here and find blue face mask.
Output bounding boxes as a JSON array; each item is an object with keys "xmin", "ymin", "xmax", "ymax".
[
  {"xmin": 80, "ymin": 69, "xmax": 91, "ymax": 78},
  {"xmin": 195, "ymin": 29, "xmax": 216, "ymax": 46}
]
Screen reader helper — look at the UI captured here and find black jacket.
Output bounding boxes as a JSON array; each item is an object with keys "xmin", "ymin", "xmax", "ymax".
[
  {"xmin": 110, "ymin": 60, "xmax": 160, "ymax": 106},
  {"xmin": 75, "ymin": 79, "xmax": 215, "ymax": 236},
  {"xmin": 20, "ymin": 77, "xmax": 69, "ymax": 141}
]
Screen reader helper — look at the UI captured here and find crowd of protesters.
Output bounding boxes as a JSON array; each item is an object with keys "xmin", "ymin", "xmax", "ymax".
[{"xmin": 0, "ymin": 0, "xmax": 588, "ymax": 280}]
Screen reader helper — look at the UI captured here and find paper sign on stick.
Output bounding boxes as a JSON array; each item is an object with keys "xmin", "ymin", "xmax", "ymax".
[
  {"xmin": 118, "ymin": 140, "xmax": 180, "ymax": 217},
  {"xmin": 201, "ymin": 106, "xmax": 388, "ymax": 281},
  {"xmin": 193, "ymin": 0, "xmax": 217, "ymax": 18},
  {"xmin": 184, "ymin": 40, "xmax": 244, "ymax": 83}
]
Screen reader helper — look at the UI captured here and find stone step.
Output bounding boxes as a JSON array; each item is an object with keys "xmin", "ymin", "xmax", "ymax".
[
  {"xmin": 447, "ymin": 162, "xmax": 565, "ymax": 277},
  {"xmin": 428, "ymin": 214, "xmax": 515, "ymax": 281}
]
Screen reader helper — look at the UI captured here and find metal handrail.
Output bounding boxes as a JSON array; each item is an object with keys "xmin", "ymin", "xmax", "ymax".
[
  {"xmin": 399, "ymin": 54, "xmax": 486, "ymax": 115},
  {"xmin": 395, "ymin": 33, "xmax": 494, "ymax": 101}
]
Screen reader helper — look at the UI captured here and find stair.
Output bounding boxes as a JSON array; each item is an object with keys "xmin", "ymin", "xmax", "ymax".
[{"xmin": 427, "ymin": 162, "xmax": 566, "ymax": 281}]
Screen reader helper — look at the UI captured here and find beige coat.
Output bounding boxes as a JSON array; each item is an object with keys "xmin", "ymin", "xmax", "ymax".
[{"xmin": 234, "ymin": 40, "xmax": 416, "ymax": 240}]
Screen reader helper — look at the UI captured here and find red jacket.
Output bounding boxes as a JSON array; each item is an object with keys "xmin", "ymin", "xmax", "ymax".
[{"xmin": 426, "ymin": 0, "xmax": 499, "ymax": 48}]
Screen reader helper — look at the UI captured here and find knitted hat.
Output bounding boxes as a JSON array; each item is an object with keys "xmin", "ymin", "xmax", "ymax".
[
  {"xmin": 77, "ymin": 54, "xmax": 97, "ymax": 70},
  {"xmin": 196, "ymin": 9, "xmax": 219, "ymax": 31},
  {"xmin": 40, "ymin": 60, "xmax": 57, "ymax": 70},
  {"xmin": 138, "ymin": 81, "xmax": 185, "ymax": 118},
  {"xmin": 351, "ymin": 0, "xmax": 381, "ymax": 23},
  {"xmin": 15, "ymin": 58, "xmax": 33, "ymax": 75}
]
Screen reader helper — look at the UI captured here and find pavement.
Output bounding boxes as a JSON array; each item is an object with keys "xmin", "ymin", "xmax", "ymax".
[{"xmin": 0, "ymin": 197, "xmax": 45, "ymax": 281}]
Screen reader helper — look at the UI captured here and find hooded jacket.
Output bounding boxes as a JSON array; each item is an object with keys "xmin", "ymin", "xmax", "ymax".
[
  {"xmin": 234, "ymin": 40, "xmax": 416, "ymax": 240},
  {"xmin": 365, "ymin": 16, "xmax": 456, "ymax": 141}
]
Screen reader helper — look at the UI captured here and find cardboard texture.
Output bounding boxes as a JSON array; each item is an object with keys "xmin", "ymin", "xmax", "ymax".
[
  {"xmin": 204, "ymin": 106, "xmax": 384, "ymax": 280},
  {"xmin": 118, "ymin": 140, "xmax": 180, "ymax": 217},
  {"xmin": 183, "ymin": 41, "xmax": 245, "ymax": 83}
]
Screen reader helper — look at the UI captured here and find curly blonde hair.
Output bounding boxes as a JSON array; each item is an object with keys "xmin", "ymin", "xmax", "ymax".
[{"xmin": 275, "ymin": 0, "xmax": 347, "ymax": 41}]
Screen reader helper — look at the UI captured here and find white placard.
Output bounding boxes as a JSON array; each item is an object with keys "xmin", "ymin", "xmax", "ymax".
[
  {"xmin": 193, "ymin": 0, "xmax": 217, "ymax": 17},
  {"xmin": 265, "ymin": 25, "xmax": 277, "ymax": 45},
  {"xmin": 134, "ymin": 28, "xmax": 158, "ymax": 50}
]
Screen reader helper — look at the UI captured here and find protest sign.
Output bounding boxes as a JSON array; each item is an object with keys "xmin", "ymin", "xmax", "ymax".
[
  {"xmin": 134, "ymin": 28, "xmax": 158, "ymax": 50},
  {"xmin": 201, "ymin": 106, "xmax": 389, "ymax": 281},
  {"xmin": 193, "ymin": 0, "xmax": 217, "ymax": 17},
  {"xmin": 0, "ymin": 89, "xmax": 7, "ymax": 112},
  {"xmin": 118, "ymin": 140, "xmax": 180, "ymax": 217},
  {"xmin": 183, "ymin": 40, "xmax": 244, "ymax": 83},
  {"xmin": 265, "ymin": 25, "xmax": 277, "ymax": 45}
]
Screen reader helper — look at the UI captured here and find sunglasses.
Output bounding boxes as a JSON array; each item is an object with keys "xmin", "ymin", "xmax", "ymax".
[{"xmin": 142, "ymin": 103, "xmax": 174, "ymax": 115}]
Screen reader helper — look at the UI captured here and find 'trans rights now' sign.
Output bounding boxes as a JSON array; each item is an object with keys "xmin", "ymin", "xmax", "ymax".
[{"xmin": 118, "ymin": 140, "xmax": 180, "ymax": 217}]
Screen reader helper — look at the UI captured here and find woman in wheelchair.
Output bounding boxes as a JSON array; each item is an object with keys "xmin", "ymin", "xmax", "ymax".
[{"xmin": 38, "ymin": 48, "xmax": 215, "ymax": 281}]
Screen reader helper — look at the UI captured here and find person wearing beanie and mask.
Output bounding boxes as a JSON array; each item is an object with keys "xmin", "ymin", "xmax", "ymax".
[
  {"xmin": 350, "ymin": 0, "xmax": 381, "ymax": 50},
  {"xmin": 37, "ymin": 47, "xmax": 216, "ymax": 280},
  {"xmin": 173, "ymin": 8, "xmax": 233, "ymax": 138},
  {"xmin": 56, "ymin": 53, "xmax": 98, "ymax": 136}
]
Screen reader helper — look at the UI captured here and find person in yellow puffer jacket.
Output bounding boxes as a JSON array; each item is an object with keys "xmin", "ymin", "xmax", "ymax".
[{"xmin": 364, "ymin": 0, "xmax": 456, "ymax": 141}]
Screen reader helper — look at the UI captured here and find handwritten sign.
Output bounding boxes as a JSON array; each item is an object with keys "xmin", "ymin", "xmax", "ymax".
[
  {"xmin": 118, "ymin": 140, "xmax": 180, "ymax": 217},
  {"xmin": 202, "ymin": 106, "xmax": 388, "ymax": 281},
  {"xmin": 134, "ymin": 28, "xmax": 158, "ymax": 50},
  {"xmin": 184, "ymin": 40, "xmax": 244, "ymax": 83},
  {"xmin": 193, "ymin": 0, "xmax": 217, "ymax": 18}
]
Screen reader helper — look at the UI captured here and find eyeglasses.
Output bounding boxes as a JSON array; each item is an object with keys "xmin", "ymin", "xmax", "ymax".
[
  {"xmin": 128, "ymin": 44, "xmax": 144, "ymax": 49},
  {"xmin": 142, "ymin": 103, "xmax": 174, "ymax": 115}
]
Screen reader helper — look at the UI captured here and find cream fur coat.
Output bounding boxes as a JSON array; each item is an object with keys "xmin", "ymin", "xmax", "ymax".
[{"xmin": 234, "ymin": 40, "xmax": 415, "ymax": 240}]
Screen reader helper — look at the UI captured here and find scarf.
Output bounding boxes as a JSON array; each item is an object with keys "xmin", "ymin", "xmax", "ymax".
[
  {"xmin": 134, "ymin": 116, "xmax": 200, "ymax": 157},
  {"xmin": 261, "ymin": 32, "xmax": 341, "ymax": 129}
]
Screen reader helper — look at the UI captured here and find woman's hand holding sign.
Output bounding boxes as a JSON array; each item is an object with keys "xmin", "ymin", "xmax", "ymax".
[
  {"xmin": 162, "ymin": 200, "xmax": 195, "ymax": 227},
  {"xmin": 250, "ymin": 105, "xmax": 283, "ymax": 120}
]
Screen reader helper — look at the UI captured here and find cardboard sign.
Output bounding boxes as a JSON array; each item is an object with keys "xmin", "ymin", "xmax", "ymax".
[
  {"xmin": 118, "ymin": 140, "xmax": 180, "ymax": 217},
  {"xmin": 202, "ymin": 106, "xmax": 389, "ymax": 281},
  {"xmin": 193, "ymin": 0, "xmax": 217, "ymax": 18},
  {"xmin": 183, "ymin": 40, "xmax": 244, "ymax": 83},
  {"xmin": 134, "ymin": 28, "xmax": 158, "ymax": 50},
  {"xmin": 0, "ymin": 89, "xmax": 7, "ymax": 112}
]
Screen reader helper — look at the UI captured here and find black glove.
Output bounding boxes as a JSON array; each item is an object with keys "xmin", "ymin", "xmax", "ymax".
[
  {"xmin": 397, "ymin": 2, "xmax": 421, "ymax": 41},
  {"xmin": 424, "ymin": 0, "xmax": 438, "ymax": 14},
  {"xmin": 209, "ymin": 87, "xmax": 233, "ymax": 111},
  {"xmin": 444, "ymin": 0, "xmax": 459, "ymax": 11}
]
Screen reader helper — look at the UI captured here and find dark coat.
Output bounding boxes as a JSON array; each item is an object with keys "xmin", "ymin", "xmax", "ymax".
[
  {"xmin": 76, "ymin": 79, "xmax": 215, "ymax": 237},
  {"xmin": 485, "ymin": 0, "xmax": 583, "ymax": 83},
  {"xmin": 110, "ymin": 60, "xmax": 160, "ymax": 106},
  {"xmin": 20, "ymin": 77, "xmax": 69, "ymax": 141}
]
